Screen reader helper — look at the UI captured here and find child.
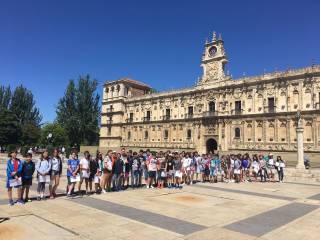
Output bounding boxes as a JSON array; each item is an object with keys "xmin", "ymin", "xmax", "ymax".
[
  {"xmin": 49, "ymin": 148, "xmax": 62, "ymax": 199},
  {"xmin": 21, "ymin": 153, "xmax": 35, "ymax": 202},
  {"xmin": 78, "ymin": 151, "xmax": 90, "ymax": 195},
  {"xmin": 36, "ymin": 150, "xmax": 51, "ymax": 200},
  {"xmin": 67, "ymin": 151, "xmax": 80, "ymax": 197},
  {"xmin": 6, "ymin": 150, "xmax": 23, "ymax": 205}
]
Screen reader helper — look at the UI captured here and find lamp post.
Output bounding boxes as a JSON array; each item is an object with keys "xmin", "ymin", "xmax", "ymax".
[{"xmin": 295, "ymin": 111, "xmax": 304, "ymax": 169}]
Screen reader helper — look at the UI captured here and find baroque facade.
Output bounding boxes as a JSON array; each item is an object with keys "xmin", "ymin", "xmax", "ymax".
[{"xmin": 99, "ymin": 33, "xmax": 320, "ymax": 154}]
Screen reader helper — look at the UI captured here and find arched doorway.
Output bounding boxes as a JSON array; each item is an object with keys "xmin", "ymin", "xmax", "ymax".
[{"xmin": 206, "ymin": 138, "xmax": 217, "ymax": 154}]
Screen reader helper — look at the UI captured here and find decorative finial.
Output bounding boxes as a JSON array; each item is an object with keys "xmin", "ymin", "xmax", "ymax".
[
  {"xmin": 218, "ymin": 33, "xmax": 222, "ymax": 40},
  {"xmin": 212, "ymin": 31, "xmax": 216, "ymax": 41},
  {"xmin": 205, "ymin": 38, "xmax": 209, "ymax": 44}
]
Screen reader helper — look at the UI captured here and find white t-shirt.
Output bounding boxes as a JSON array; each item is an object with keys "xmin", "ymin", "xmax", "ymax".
[
  {"xmin": 80, "ymin": 158, "xmax": 89, "ymax": 170},
  {"xmin": 182, "ymin": 158, "xmax": 191, "ymax": 169},
  {"xmin": 148, "ymin": 157, "xmax": 158, "ymax": 172}
]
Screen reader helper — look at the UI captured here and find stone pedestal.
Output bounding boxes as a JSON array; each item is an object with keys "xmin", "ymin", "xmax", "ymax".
[{"xmin": 296, "ymin": 125, "xmax": 305, "ymax": 169}]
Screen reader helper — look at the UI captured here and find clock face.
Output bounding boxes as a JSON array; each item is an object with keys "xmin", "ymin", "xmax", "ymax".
[{"xmin": 209, "ymin": 46, "xmax": 217, "ymax": 57}]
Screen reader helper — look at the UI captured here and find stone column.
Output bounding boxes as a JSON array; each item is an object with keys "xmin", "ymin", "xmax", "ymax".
[{"xmin": 296, "ymin": 112, "xmax": 304, "ymax": 169}]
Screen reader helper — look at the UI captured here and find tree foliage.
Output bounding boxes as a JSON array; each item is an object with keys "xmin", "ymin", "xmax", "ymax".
[
  {"xmin": 0, "ymin": 84, "xmax": 42, "ymax": 147},
  {"xmin": 40, "ymin": 123, "xmax": 69, "ymax": 147},
  {"xmin": 56, "ymin": 75, "xmax": 100, "ymax": 146}
]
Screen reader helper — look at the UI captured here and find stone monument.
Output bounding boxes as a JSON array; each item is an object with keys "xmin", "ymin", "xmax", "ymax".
[{"xmin": 296, "ymin": 111, "xmax": 305, "ymax": 169}]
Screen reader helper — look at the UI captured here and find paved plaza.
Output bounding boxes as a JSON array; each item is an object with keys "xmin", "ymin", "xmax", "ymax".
[{"xmin": 0, "ymin": 160, "xmax": 319, "ymax": 240}]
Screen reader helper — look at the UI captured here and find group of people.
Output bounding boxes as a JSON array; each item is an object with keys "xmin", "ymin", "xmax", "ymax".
[{"xmin": 5, "ymin": 148, "xmax": 286, "ymax": 206}]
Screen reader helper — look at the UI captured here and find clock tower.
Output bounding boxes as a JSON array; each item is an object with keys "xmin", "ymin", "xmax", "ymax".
[{"xmin": 198, "ymin": 32, "xmax": 228, "ymax": 85}]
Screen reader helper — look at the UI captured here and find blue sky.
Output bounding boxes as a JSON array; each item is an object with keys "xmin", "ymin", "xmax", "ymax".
[{"xmin": 1, "ymin": 0, "xmax": 319, "ymax": 123}]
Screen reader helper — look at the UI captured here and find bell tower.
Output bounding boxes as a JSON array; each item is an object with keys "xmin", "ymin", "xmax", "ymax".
[{"xmin": 198, "ymin": 32, "xmax": 228, "ymax": 85}]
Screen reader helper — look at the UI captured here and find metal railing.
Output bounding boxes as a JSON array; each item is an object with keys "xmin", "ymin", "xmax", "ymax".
[
  {"xmin": 202, "ymin": 111, "xmax": 219, "ymax": 117},
  {"xmin": 143, "ymin": 117, "xmax": 151, "ymax": 122},
  {"xmin": 231, "ymin": 109, "xmax": 243, "ymax": 115},
  {"xmin": 162, "ymin": 115, "xmax": 171, "ymax": 120}
]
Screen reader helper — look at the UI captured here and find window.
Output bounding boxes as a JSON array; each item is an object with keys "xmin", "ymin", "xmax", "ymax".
[
  {"xmin": 268, "ymin": 97, "xmax": 275, "ymax": 113},
  {"xmin": 144, "ymin": 131, "xmax": 148, "ymax": 139},
  {"xmin": 128, "ymin": 131, "xmax": 131, "ymax": 140},
  {"xmin": 146, "ymin": 111, "xmax": 151, "ymax": 119},
  {"xmin": 235, "ymin": 101, "xmax": 241, "ymax": 114},
  {"xmin": 188, "ymin": 106, "xmax": 194, "ymax": 116},
  {"xmin": 107, "ymin": 127, "xmax": 111, "ymax": 136},
  {"xmin": 105, "ymin": 87, "xmax": 109, "ymax": 93},
  {"xmin": 129, "ymin": 112, "xmax": 134, "ymax": 121},
  {"xmin": 124, "ymin": 87, "xmax": 129, "ymax": 96},
  {"xmin": 164, "ymin": 130, "xmax": 168, "ymax": 139},
  {"xmin": 234, "ymin": 127, "xmax": 241, "ymax": 138},
  {"xmin": 116, "ymin": 84, "xmax": 120, "ymax": 91},
  {"xmin": 165, "ymin": 109, "xmax": 171, "ymax": 120},
  {"xmin": 209, "ymin": 101, "xmax": 215, "ymax": 112},
  {"xmin": 187, "ymin": 129, "xmax": 192, "ymax": 139}
]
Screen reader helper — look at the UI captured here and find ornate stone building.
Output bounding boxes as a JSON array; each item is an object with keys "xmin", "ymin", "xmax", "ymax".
[{"xmin": 99, "ymin": 33, "xmax": 320, "ymax": 155}]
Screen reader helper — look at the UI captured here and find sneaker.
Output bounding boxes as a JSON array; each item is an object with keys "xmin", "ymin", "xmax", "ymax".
[
  {"xmin": 37, "ymin": 197, "xmax": 41, "ymax": 201},
  {"xmin": 16, "ymin": 200, "xmax": 24, "ymax": 205},
  {"xmin": 50, "ymin": 195, "xmax": 55, "ymax": 199},
  {"xmin": 150, "ymin": 185, "xmax": 155, "ymax": 189},
  {"xmin": 8, "ymin": 200, "xmax": 14, "ymax": 206},
  {"xmin": 25, "ymin": 198, "xmax": 32, "ymax": 203},
  {"xmin": 102, "ymin": 189, "xmax": 107, "ymax": 194},
  {"xmin": 146, "ymin": 185, "xmax": 150, "ymax": 189}
]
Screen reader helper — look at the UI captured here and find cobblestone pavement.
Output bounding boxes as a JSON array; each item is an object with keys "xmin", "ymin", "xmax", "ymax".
[{"xmin": 0, "ymin": 163, "xmax": 319, "ymax": 240}]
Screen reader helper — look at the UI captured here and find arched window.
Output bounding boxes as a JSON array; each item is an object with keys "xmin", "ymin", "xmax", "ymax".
[
  {"xmin": 209, "ymin": 101, "xmax": 216, "ymax": 112},
  {"xmin": 164, "ymin": 130, "xmax": 169, "ymax": 139},
  {"xmin": 235, "ymin": 127, "xmax": 241, "ymax": 138},
  {"xmin": 105, "ymin": 87, "xmax": 109, "ymax": 93},
  {"xmin": 116, "ymin": 84, "xmax": 120, "ymax": 91},
  {"xmin": 144, "ymin": 130, "xmax": 148, "ymax": 139},
  {"xmin": 187, "ymin": 129, "xmax": 192, "ymax": 139},
  {"xmin": 128, "ymin": 131, "xmax": 131, "ymax": 140},
  {"xmin": 111, "ymin": 86, "xmax": 114, "ymax": 92}
]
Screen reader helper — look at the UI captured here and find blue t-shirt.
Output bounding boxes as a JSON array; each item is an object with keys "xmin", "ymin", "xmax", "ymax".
[
  {"xmin": 67, "ymin": 159, "xmax": 80, "ymax": 177},
  {"xmin": 242, "ymin": 159, "xmax": 249, "ymax": 169}
]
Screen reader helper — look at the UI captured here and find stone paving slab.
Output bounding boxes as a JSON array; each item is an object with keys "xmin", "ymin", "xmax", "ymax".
[
  {"xmin": 224, "ymin": 202, "xmax": 319, "ymax": 237},
  {"xmin": 71, "ymin": 196, "xmax": 206, "ymax": 235}
]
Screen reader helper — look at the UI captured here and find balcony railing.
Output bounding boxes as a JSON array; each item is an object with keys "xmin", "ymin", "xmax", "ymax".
[
  {"xmin": 231, "ymin": 109, "xmax": 243, "ymax": 115},
  {"xmin": 184, "ymin": 113, "xmax": 194, "ymax": 119},
  {"xmin": 106, "ymin": 108, "xmax": 114, "ymax": 113},
  {"xmin": 162, "ymin": 115, "xmax": 171, "ymax": 120},
  {"xmin": 126, "ymin": 118, "xmax": 133, "ymax": 123},
  {"xmin": 143, "ymin": 117, "xmax": 151, "ymax": 122},
  {"xmin": 264, "ymin": 106, "xmax": 276, "ymax": 113},
  {"xmin": 106, "ymin": 120, "xmax": 113, "ymax": 124},
  {"xmin": 202, "ymin": 111, "xmax": 219, "ymax": 117}
]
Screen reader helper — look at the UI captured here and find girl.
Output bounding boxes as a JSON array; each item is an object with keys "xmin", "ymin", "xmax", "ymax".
[
  {"xmin": 166, "ymin": 154, "xmax": 174, "ymax": 188},
  {"xmin": 6, "ymin": 150, "xmax": 23, "ymax": 205},
  {"xmin": 67, "ymin": 151, "xmax": 80, "ymax": 197},
  {"xmin": 36, "ymin": 150, "xmax": 51, "ymax": 200},
  {"xmin": 251, "ymin": 155, "xmax": 260, "ymax": 182},
  {"xmin": 89, "ymin": 154, "xmax": 100, "ymax": 193},
  {"xmin": 275, "ymin": 156, "xmax": 285, "ymax": 182},
  {"xmin": 78, "ymin": 151, "xmax": 90, "ymax": 194},
  {"xmin": 49, "ymin": 149, "xmax": 62, "ymax": 199},
  {"xmin": 146, "ymin": 152, "xmax": 157, "ymax": 189}
]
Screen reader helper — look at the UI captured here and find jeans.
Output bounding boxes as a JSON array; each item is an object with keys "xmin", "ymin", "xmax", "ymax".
[
  {"xmin": 259, "ymin": 168, "xmax": 267, "ymax": 182},
  {"xmin": 112, "ymin": 174, "xmax": 121, "ymax": 191},
  {"xmin": 277, "ymin": 168, "xmax": 284, "ymax": 181},
  {"xmin": 132, "ymin": 170, "xmax": 140, "ymax": 187}
]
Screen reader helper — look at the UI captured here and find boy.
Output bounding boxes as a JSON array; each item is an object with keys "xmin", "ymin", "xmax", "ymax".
[
  {"xmin": 21, "ymin": 153, "xmax": 35, "ymax": 202},
  {"xmin": 6, "ymin": 150, "xmax": 23, "ymax": 205}
]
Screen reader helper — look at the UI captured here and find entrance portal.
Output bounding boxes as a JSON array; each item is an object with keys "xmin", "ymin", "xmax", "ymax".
[{"xmin": 206, "ymin": 138, "xmax": 217, "ymax": 153}]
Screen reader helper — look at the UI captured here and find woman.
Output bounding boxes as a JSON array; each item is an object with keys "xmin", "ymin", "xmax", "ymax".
[
  {"xmin": 275, "ymin": 156, "xmax": 285, "ymax": 182},
  {"xmin": 36, "ymin": 150, "xmax": 51, "ymax": 200},
  {"xmin": 49, "ymin": 148, "xmax": 62, "ymax": 199},
  {"xmin": 6, "ymin": 150, "xmax": 23, "ymax": 205}
]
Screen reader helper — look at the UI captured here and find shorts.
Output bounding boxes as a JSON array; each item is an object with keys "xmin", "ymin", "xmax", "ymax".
[
  {"xmin": 6, "ymin": 179, "xmax": 22, "ymax": 189},
  {"xmin": 89, "ymin": 173, "xmax": 95, "ymax": 181},
  {"xmin": 204, "ymin": 168, "xmax": 210, "ymax": 176},
  {"xmin": 125, "ymin": 172, "xmax": 130, "ymax": 178},
  {"xmin": 22, "ymin": 178, "xmax": 32, "ymax": 187},
  {"xmin": 167, "ymin": 170, "xmax": 174, "ymax": 177},
  {"xmin": 210, "ymin": 167, "xmax": 217, "ymax": 177},
  {"xmin": 174, "ymin": 170, "xmax": 182, "ymax": 178},
  {"xmin": 51, "ymin": 170, "xmax": 60, "ymax": 176},
  {"xmin": 148, "ymin": 171, "xmax": 156, "ymax": 178}
]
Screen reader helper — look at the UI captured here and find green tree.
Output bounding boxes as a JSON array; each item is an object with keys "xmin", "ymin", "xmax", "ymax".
[
  {"xmin": 0, "ymin": 86, "xmax": 11, "ymax": 110},
  {"xmin": 0, "ymin": 109, "xmax": 22, "ymax": 146},
  {"xmin": 56, "ymin": 75, "xmax": 100, "ymax": 146},
  {"xmin": 10, "ymin": 85, "xmax": 42, "ymax": 126},
  {"xmin": 40, "ymin": 123, "xmax": 69, "ymax": 147},
  {"xmin": 21, "ymin": 123, "xmax": 41, "ymax": 146}
]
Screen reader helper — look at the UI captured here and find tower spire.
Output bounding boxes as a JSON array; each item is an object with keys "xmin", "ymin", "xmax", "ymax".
[{"xmin": 212, "ymin": 31, "xmax": 216, "ymax": 42}]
